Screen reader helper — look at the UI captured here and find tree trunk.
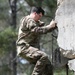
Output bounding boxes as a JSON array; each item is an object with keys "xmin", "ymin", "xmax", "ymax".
[{"xmin": 9, "ymin": 0, "xmax": 17, "ymax": 75}]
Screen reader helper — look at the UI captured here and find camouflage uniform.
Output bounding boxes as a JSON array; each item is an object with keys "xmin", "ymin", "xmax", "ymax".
[{"xmin": 16, "ymin": 15, "xmax": 53, "ymax": 75}]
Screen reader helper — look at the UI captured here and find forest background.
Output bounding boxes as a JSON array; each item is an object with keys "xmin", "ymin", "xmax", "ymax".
[{"xmin": 0, "ymin": 0, "xmax": 73, "ymax": 75}]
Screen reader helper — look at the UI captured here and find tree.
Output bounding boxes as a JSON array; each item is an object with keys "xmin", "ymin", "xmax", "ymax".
[
  {"xmin": 9, "ymin": 0, "xmax": 17, "ymax": 75},
  {"xmin": 0, "ymin": 0, "xmax": 57, "ymax": 75}
]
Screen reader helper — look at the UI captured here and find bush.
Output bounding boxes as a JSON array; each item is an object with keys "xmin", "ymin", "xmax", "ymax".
[{"xmin": 0, "ymin": 27, "xmax": 17, "ymax": 55}]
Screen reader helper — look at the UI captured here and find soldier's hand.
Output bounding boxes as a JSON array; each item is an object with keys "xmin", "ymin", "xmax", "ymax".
[
  {"xmin": 39, "ymin": 20, "xmax": 45, "ymax": 27},
  {"xmin": 49, "ymin": 20, "xmax": 57, "ymax": 28}
]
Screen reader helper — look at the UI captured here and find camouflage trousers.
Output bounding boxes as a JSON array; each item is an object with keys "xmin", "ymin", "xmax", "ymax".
[{"xmin": 18, "ymin": 45, "xmax": 53, "ymax": 75}]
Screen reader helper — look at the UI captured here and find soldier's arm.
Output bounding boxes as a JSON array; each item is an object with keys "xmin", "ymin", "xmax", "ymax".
[{"xmin": 22, "ymin": 19, "xmax": 56, "ymax": 34}]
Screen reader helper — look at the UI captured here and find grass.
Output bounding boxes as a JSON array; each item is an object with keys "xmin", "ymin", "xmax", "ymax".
[{"xmin": 54, "ymin": 67, "xmax": 74, "ymax": 75}]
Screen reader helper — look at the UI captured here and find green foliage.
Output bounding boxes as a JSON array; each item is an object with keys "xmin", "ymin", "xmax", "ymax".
[
  {"xmin": 54, "ymin": 68, "xmax": 74, "ymax": 75},
  {"xmin": 0, "ymin": 27, "xmax": 17, "ymax": 56},
  {"xmin": 0, "ymin": 64, "xmax": 11, "ymax": 74},
  {"xmin": 42, "ymin": 0, "xmax": 57, "ymax": 19},
  {"xmin": 0, "ymin": 0, "xmax": 9, "ymax": 20}
]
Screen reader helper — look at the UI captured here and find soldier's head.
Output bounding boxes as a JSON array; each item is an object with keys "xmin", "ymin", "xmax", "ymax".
[{"xmin": 30, "ymin": 6, "xmax": 45, "ymax": 21}]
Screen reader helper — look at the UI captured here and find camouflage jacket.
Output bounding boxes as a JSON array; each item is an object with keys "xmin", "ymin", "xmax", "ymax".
[{"xmin": 16, "ymin": 15, "xmax": 54, "ymax": 48}]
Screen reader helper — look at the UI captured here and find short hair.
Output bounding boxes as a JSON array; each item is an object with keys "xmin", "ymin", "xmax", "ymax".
[{"xmin": 30, "ymin": 6, "xmax": 45, "ymax": 15}]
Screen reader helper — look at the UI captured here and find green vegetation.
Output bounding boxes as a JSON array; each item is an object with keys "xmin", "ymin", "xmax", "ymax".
[
  {"xmin": 0, "ymin": 27, "xmax": 17, "ymax": 55},
  {"xmin": 54, "ymin": 68, "xmax": 73, "ymax": 75},
  {"xmin": 0, "ymin": 0, "xmax": 73, "ymax": 75}
]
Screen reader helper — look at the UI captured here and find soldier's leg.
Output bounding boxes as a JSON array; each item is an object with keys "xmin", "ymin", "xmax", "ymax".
[
  {"xmin": 19, "ymin": 46, "xmax": 53, "ymax": 75},
  {"xmin": 32, "ymin": 52, "xmax": 53, "ymax": 75},
  {"xmin": 31, "ymin": 51, "xmax": 48, "ymax": 75},
  {"xmin": 43, "ymin": 60, "xmax": 53, "ymax": 75}
]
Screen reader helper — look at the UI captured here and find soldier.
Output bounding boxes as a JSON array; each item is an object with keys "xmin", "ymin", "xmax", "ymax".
[{"xmin": 16, "ymin": 6, "xmax": 56, "ymax": 75}]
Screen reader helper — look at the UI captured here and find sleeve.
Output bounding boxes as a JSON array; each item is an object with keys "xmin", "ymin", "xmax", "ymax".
[
  {"xmin": 27, "ymin": 20, "xmax": 56, "ymax": 34},
  {"xmin": 26, "ymin": 19, "xmax": 48, "ymax": 34},
  {"xmin": 31, "ymin": 25, "xmax": 56, "ymax": 34},
  {"xmin": 21, "ymin": 18, "xmax": 36, "ymax": 32},
  {"xmin": 21, "ymin": 18, "xmax": 55, "ymax": 34}
]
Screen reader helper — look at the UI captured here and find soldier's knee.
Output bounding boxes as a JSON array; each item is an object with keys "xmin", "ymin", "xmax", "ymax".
[
  {"xmin": 43, "ymin": 52, "xmax": 48, "ymax": 58},
  {"xmin": 40, "ymin": 52, "xmax": 48, "ymax": 61},
  {"xmin": 37, "ymin": 51, "xmax": 48, "ymax": 61}
]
